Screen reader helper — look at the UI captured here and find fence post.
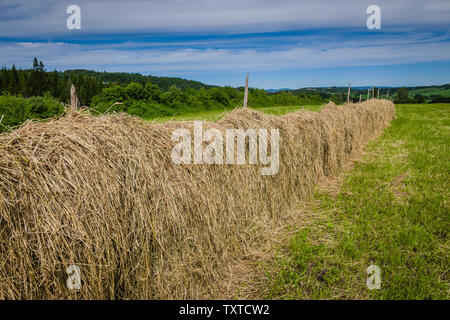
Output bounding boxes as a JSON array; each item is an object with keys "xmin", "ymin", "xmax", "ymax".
[
  {"xmin": 387, "ymin": 90, "xmax": 389, "ymax": 100},
  {"xmin": 243, "ymin": 73, "xmax": 249, "ymax": 108},
  {"xmin": 367, "ymin": 88, "xmax": 370, "ymax": 101},
  {"xmin": 347, "ymin": 83, "xmax": 351, "ymax": 103},
  {"xmin": 377, "ymin": 89, "xmax": 380, "ymax": 99},
  {"xmin": 70, "ymin": 84, "xmax": 79, "ymax": 111},
  {"xmin": 372, "ymin": 87, "xmax": 375, "ymax": 100},
  {"xmin": 359, "ymin": 94, "xmax": 362, "ymax": 103}
]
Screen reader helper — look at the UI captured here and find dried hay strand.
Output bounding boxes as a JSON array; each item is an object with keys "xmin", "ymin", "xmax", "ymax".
[{"xmin": 0, "ymin": 100, "xmax": 395, "ymax": 299}]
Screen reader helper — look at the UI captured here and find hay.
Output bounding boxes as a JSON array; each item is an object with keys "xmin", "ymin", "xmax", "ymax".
[{"xmin": 0, "ymin": 100, "xmax": 395, "ymax": 299}]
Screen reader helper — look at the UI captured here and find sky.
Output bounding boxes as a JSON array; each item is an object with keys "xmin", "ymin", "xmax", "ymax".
[{"xmin": 0, "ymin": 0, "xmax": 450, "ymax": 89}]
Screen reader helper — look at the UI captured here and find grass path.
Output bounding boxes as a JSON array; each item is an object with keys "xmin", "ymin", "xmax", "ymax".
[{"xmin": 263, "ymin": 103, "xmax": 449, "ymax": 299}]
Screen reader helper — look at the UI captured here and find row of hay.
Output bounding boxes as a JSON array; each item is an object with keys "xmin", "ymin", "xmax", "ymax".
[{"xmin": 0, "ymin": 100, "xmax": 395, "ymax": 299}]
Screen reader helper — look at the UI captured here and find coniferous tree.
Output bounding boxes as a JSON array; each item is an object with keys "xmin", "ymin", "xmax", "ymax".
[
  {"xmin": 396, "ymin": 87, "xmax": 411, "ymax": 103},
  {"xmin": 38, "ymin": 60, "xmax": 48, "ymax": 94},
  {"xmin": 8, "ymin": 65, "xmax": 19, "ymax": 95},
  {"xmin": 50, "ymin": 71, "xmax": 59, "ymax": 98},
  {"xmin": 18, "ymin": 70, "xmax": 27, "ymax": 95},
  {"xmin": 28, "ymin": 57, "xmax": 40, "ymax": 96},
  {"xmin": 1, "ymin": 67, "xmax": 9, "ymax": 94}
]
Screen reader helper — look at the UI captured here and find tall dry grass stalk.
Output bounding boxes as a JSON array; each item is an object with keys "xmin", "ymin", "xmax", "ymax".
[{"xmin": 0, "ymin": 100, "xmax": 395, "ymax": 299}]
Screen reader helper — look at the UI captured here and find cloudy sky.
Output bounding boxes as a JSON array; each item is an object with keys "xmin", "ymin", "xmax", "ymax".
[{"xmin": 1, "ymin": 0, "xmax": 450, "ymax": 88}]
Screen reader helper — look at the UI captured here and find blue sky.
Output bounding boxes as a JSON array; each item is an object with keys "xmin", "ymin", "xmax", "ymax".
[{"xmin": 1, "ymin": 0, "xmax": 450, "ymax": 89}]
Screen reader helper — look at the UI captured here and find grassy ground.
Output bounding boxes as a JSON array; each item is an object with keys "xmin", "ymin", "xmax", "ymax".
[
  {"xmin": 147, "ymin": 104, "xmax": 322, "ymax": 122},
  {"xmin": 265, "ymin": 103, "xmax": 449, "ymax": 300},
  {"xmin": 409, "ymin": 87, "xmax": 450, "ymax": 98}
]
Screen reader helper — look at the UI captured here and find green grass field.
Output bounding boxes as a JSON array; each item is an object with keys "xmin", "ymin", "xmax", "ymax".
[
  {"xmin": 264, "ymin": 103, "xmax": 449, "ymax": 299},
  {"xmin": 147, "ymin": 104, "xmax": 322, "ymax": 122},
  {"xmin": 145, "ymin": 102, "xmax": 449, "ymax": 299},
  {"xmin": 409, "ymin": 87, "xmax": 450, "ymax": 98}
]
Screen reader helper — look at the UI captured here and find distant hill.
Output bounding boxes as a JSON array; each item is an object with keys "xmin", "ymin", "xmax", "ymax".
[
  {"xmin": 266, "ymin": 88, "xmax": 292, "ymax": 93},
  {"xmin": 408, "ymin": 84, "xmax": 450, "ymax": 98},
  {"xmin": 265, "ymin": 84, "xmax": 450, "ymax": 99},
  {"xmin": 63, "ymin": 69, "xmax": 215, "ymax": 91}
]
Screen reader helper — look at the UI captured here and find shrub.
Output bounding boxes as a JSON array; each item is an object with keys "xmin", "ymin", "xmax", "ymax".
[{"xmin": 0, "ymin": 94, "xmax": 63, "ymax": 131}]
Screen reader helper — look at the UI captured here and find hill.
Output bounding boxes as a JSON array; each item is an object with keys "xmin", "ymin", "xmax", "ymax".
[
  {"xmin": 62, "ymin": 69, "xmax": 215, "ymax": 91},
  {"xmin": 266, "ymin": 84, "xmax": 450, "ymax": 103},
  {"xmin": 408, "ymin": 84, "xmax": 450, "ymax": 98}
]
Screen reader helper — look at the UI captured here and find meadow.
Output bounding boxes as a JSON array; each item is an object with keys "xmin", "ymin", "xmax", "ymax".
[
  {"xmin": 0, "ymin": 99, "xmax": 395, "ymax": 299},
  {"xmin": 0, "ymin": 100, "xmax": 447, "ymax": 299},
  {"xmin": 409, "ymin": 87, "xmax": 450, "ymax": 98},
  {"xmin": 263, "ymin": 103, "xmax": 449, "ymax": 299},
  {"xmin": 149, "ymin": 104, "xmax": 323, "ymax": 122},
  {"xmin": 149, "ymin": 102, "xmax": 449, "ymax": 299}
]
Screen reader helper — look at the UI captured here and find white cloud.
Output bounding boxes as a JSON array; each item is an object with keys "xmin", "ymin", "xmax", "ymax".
[
  {"xmin": 1, "ymin": 0, "xmax": 449, "ymax": 87},
  {"xmin": 0, "ymin": 0, "xmax": 449, "ymax": 37},
  {"xmin": 1, "ymin": 34, "xmax": 449, "ymax": 74}
]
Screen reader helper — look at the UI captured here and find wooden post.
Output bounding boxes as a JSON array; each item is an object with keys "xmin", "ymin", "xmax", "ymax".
[
  {"xmin": 372, "ymin": 87, "xmax": 375, "ymax": 100},
  {"xmin": 367, "ymin": 88, "xmax": 370, "ymax": 101},
  {"xmin": 377, "ymin": 89, "xmax": 380, "ymax": 99},
  {"xmin": 347, "ymin": 83, "xmax": 351, "ymax": 103},
  {"xmin": 359, "ymin": 94, "xmax": 362, "ymax": 103},
  {"xmin": 70, "ymin": 84, "xmax": 79, "ymax": 111},
  {"xmin": 243, "ymin": 73, "xmax": 249, "ymax": 108},
  {"xmin": 387, "ymin": 90, "xmax": 389, "ymax": 100}
]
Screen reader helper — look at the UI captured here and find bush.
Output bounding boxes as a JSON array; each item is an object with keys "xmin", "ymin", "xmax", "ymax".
[
  {"xmin": 0, "ymin": 94, "xmax": 63, "ymax": 131},
  {"xmin": 430, "ymin": 96, "xmax": 450, "ymax": 103}
]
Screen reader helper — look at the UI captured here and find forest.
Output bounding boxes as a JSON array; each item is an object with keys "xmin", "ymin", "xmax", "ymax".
[
  {"xmin": 0, "ymin": 58, "xmax": 325, "ymax": 130},
  {"xmin": 2, "ymin": 58, "xmax": 447, "ymax": 131}
]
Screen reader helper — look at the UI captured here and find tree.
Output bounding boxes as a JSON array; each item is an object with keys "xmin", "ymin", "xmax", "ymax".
[
  {"xmin": 396, "ymin": 87, "xmax": 411, "ymax": 103},
  {"xmin": 18, "ymin": 70, "xmax": 28, "ymax": 96},
  {"xmin": 50, "ymin": 71, "xmax": 60, "ymax": 98},
  {"xmin": 161, "ymin": 85, "xmax": 185, "ymax": 109},
  {"xmin": 125, "ymin": 82, "xmax": 145, "ymax": 100},
  {"xmin": 1, "ymin": 67, "xmax": 9, "ymax": 94},
  {"xmin": 97, "ymin": 85, "xmax": 128, "ymax": 102},
  {"xmin": 7, "ymin": 65, "xmax": 19, "ymax": 95},
  {"xmin": 210, "ymin": 87, "xmax": 230, "ymax": 106},
  {"xmin": 413, "ymin": 94, "xmax": 426, "ymax": 104},
  {"xmin": 144, "ymin": 82, "xmax": 161, "ymax": 102},
  {"xmin": 28, "ymin": 57, "xmax": 46, "ymax": 96},
  {"xmin": 32, "ymin": 57, "xmax": 39, "ymax": 70}
]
